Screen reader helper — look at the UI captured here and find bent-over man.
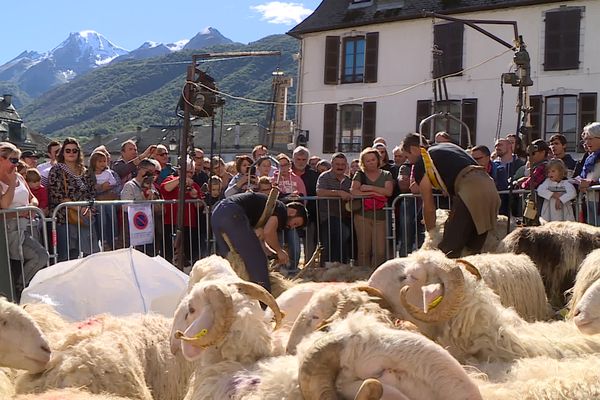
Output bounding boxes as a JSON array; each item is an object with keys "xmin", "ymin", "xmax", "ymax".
[{"xmin": 402, "ymin": 133, "xmax": 500, "ymax": 257}]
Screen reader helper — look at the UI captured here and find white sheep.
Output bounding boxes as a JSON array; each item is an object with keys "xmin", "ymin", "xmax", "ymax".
[
  {"xmin": 182, "ymin": 311, "xmax": 482, "ymax": 400},
  {"xmin": 296, "ymin": 262, "xmax": 376, "ymax": 283},
  {"xmin": 421, "ymin": 209, "xmax": 512, "ymax": 255},
  {"xmin": 496, "ymin": 221, "xmax": 600, "ymax": 308},
  {"xmin": 476, "ymin": 354, "xmax": 600, "ymax": 399},
  {"xmin": 572, "ymin": 278, "xmax": 600, "ymax": 335},
  {"xmin": 368, "ymin": 254, "xmax": 550, "ymax": 323},
  {"xmin": 395, "ymin": 250, "xmax": 600, "ymax": 363},
  {"xmin": 15, "ymin": 313, "xmax": 195, "ymax": 400},
  {"xmin": 13, "ymin": 388, "xmax": 134, "ymax": 399},
  {"xmin": 567, "ymin": 248, "xmax": 600, "ymax": 318}
]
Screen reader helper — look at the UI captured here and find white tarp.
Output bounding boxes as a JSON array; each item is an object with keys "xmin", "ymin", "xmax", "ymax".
[{"xmin": 21, "ymin": 248, "xmax": 189, "ymax": 321}]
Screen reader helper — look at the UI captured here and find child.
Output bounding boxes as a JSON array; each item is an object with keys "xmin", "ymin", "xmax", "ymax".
[
  {"xmin": 24, "ymin": 168, "xmax": 48, "ymax": 215},
  {"xmin": 255, "ymin": 176, "xmax": 273, "ymax": 194},
  {"xmin": 537, "ymin": 159, "xmax": 577, "ymax": 223},
  {"xmin": 205, "ymin": 176, "xmax": 224, "ymax": 207}
]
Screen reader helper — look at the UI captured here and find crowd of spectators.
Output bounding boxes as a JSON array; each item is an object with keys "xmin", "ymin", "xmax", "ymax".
[{"xmin": 0, "ymin": 123, "xmax": 599, "ymax": 285}]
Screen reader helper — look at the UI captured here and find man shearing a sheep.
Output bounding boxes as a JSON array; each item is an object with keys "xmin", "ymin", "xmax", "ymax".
[
  {"xmin": 402, "ymin": 133, "xmax": 500, "ymax": 257},
  {"xmin": 211, "ymin": 191, "xmax": 308, "ymax": 293}
]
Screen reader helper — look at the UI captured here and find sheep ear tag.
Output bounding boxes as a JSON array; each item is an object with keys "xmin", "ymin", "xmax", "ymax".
[
  {"xmin": 422, "ymin": 283, "xmax": 444, "ymax": 313},
  {"xmin": 179, "ymin": 308, "xmax": 215, "ymax": 362}
]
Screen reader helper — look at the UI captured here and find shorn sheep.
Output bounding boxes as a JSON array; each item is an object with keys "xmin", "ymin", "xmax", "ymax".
[
  {"xmin": 368, "ymin": 254, "xmax": 550, "ymax": 323},
  {"xmin": 15, "ymin": 312, "xmax": 195, "ymax": 400},
  {"xmin": 421, "ymin": 209, "xmax": 512, "ymax": 255},
  {"xmin": 396, "ymin": 250, "xmax": 600, "ymax": 363},
  {"xmin": 496, "ymin": 221, "xmax": 600, "ymax": 308}
]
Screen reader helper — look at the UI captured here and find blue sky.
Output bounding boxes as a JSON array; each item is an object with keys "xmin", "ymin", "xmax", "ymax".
[{"xmin": 0, "ymin": 1, "xmax": 321, "ymax": 65}]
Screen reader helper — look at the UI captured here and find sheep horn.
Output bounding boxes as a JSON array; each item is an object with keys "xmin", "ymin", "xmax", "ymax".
[
  {"xmin": 400, "ymin": 262, "xmax": 465, "ymax": 323},
  {"xmin": 354, "ymin": 378, "xmax": 384, "ymax": 400},
  {"xmin": 286, "ymin": 294, "xmax": 340, "ymax": 355},
  {"xmin": 229, "ymin": 282, "xmax": 285, "ymax": 330},
  {"xmin": 355, "ymin": 286, "xmax": 393, "ymax": 312},
  {"xmin": 455, "ymin": 259, "xmax": 482, "ymax": 281},
  {"xmin": 177, "ymin": 283, "xmax": 234, "ymax": 348},
  {"xmin": 318, "ymin": 286, "xmax": 391, "ymax": 329},
  {"xmin": 298, "ymin": 333, "xmax": 344, "ymax": 400}
]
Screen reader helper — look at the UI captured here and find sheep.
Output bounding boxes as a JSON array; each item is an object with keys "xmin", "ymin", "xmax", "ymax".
[
  {"xmin": 572, "ymin": 278, "xmax": 600, "ymax": 335},
  {"xmin": 182, "ymin": 311, "xmax": 482, "ymax": 400},
  {"xmin": 496, "ymin": 221, "xmax": 600, "ymax": 308},
  {"xmin": 1, "ymin": 368, "xmax": 14, "ymax": 398},
  {"xmin": 285, "ymin": 284, "xmax": 398, "ymax": 354},
  {"xmin": 475, "ymin": 354, "xmax": 600, "ymax": 399},
  {"xmin": 15, "ymin": 313, "xmax": 195, "ymax": 400},
  {"xmin": 394, "ymin": 250, "xmax": 600, "ymax": 364},
  {"xmin": 296, "ymin": 262, "xmax": 376, "ymax": 283},
  {"xmin": 368, "ymin": 254, "xmax": 550, "ymax": 323},
  {"xmin": 13, "ymin": 388, "xmax": 134, "ymax": 399},
  {"xmin": 421, "ymin": 209, "xmax": 512, "ymax": 255},
  {"xmin": 567, "ymin": 248, "xmax": 600, "ymax": 318}
]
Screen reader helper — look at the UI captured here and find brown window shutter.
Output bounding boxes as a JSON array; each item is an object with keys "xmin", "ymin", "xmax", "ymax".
[
  {"xmin": 362, "ymin": 102, "xmax": 377, "ymax": 148},
  {"xmin": 460, "ymin": 98, "xmax": 477, "ymax": 148},
  {"xmin": 529, "ymin": 95, "xmax": 543, "ymax": 142},
  {"xmin": 434, "ymin": 22, "xmax": 464, "ymax": 78},
  {"xmin": 364, "ymin": 32, "xmax": 379, "ymax": 83},
  {"xmin": 323, "ymin": 103, "xmax": 338, "ymax": 153},
  {"xmin": 579, "ymin": 92, "xmax": 597, "ymax": 131},
  {"xmin": 416, "ymin": 100, "xmax": 432, "ymax": 134},
  {"xmin": 544, "ymin": 9, "xmax": 581, "ymax": 71},
  {"xmin": 324, "ymin": 36, "xmax": 340, "ymax": 85}
]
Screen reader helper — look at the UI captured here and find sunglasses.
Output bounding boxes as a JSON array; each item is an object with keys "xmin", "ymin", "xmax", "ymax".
[
  {"xmin": 156, "ymin": 152, "xmax": 168, "ymax": 156},
  {"xmin": 64, "ymin": 148, "xmax": 80, "ymax": 154},
  {"xmin": 3, "ymin": 157, "xmax": 19, "ymax": 165}
]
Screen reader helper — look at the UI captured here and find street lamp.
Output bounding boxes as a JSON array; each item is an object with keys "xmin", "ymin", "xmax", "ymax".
[{"xmin": 168, "ymin": 137, "xmax": 178, "ymax": 152}]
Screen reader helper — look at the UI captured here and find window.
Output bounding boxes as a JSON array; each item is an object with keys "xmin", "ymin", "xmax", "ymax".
[
  {"xmin": 322, "ymin": 102, "xmax": 377, "ymax": 153},
  {"xmin": 539, "ymin": 93, "xmax": 597, "ymax": 152},
  {"xmin": 415, "ymin": 99, "xmax": 477, "ymax": 148},
  {"xmin": 342, "ymin": 37, "xmax": 365, "ymax": 83},
  {"xmin": 324, "ymin": 33, "xmax": 378, "ymax": 85},
  {"xmin": 433, "ymin": 22, "xmax": 464, "ymax": 78},
  {"xmin": 544, "ymin": 8, "xmax": 582, "ymax": 71}
]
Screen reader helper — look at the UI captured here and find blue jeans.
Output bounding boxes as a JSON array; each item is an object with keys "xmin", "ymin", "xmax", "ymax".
[
  {"xmin": 281, "ymin": 228, "xmax": 300, "ymax": 270},
  {"xmin": 56, "ymin": 222, "xmax": 100, "ymax": 262},
  {"xmin": 320, "ymin": 217, "xmax": 351, "ymax": 263}
]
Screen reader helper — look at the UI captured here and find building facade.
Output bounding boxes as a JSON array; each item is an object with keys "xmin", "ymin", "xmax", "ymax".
[{"xmin": 288, "ymin": 0, "xmax": 598, "ymax": 156}]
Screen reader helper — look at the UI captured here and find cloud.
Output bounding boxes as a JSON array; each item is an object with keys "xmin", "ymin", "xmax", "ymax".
[{"xmin": 251, "ymin": 2, "xmax": 313, "ymax": 25}]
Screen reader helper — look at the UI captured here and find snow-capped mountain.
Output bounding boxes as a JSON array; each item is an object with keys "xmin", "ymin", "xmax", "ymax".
[{"xmin": 0, "ymin": 27, "xmax": 233, "ymax": 99}]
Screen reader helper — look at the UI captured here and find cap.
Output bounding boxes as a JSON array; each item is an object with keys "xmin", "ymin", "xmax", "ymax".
[
  {"xmin": 527, "ymin": 139, "xmax": 549, "ymax": 155},
  {"xmin": 20, "ymin": 150, "xmax": 39, "ymax": 159}
]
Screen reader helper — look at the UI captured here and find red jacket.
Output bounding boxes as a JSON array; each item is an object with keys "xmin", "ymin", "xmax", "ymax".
[{"xmin": 159, "ymin": 176, "xmax": 203, "ymax": 227}]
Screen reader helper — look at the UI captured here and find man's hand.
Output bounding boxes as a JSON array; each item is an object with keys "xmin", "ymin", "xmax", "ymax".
[
  {"xmin": 276, "ymin": 248, "xmax": 289, "ymax": 266},
  {"xmin": 141, "ymin": 145, "xmax": 157, "ymax": 158},
  {"xmin": 338, "ymin": 190, "xmax": 352, "ymax": 201},
  {"xmin": 254, "ymin": 227, "xmax": 264, "ymax": 241},
  {"xmin": 579, "ymin": 179, "xmax": 592, "ymax": 191}
]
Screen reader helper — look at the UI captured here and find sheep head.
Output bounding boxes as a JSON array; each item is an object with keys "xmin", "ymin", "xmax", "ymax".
[
  {"xmin": 297, "ymin": 312, "xmax": 483, "ymax": 400},
  {"xmin": 188, "ymin": 255, "xmax": 238, "ymax": 289},
  {"xmin": 573, "ymin": 278, "xmax": 600, "ymax": 335},
  {"xmin": 0, "ymin": 297, "xmax": 51, "ymax": 372},
  {"xmin": 286, "ymin": 285, "xmax": 392, "ymax": 354},
  {"xmin": 398, "ymin": 251, "xmax": 466, "ymax": 323}
]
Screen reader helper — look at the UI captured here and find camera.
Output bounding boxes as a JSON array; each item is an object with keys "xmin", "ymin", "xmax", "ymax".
[{"xmin": 186, "ymin": 186, "xmax": 192, "ymax": 191}]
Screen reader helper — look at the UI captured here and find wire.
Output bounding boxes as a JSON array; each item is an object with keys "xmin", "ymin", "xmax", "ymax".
[
  {"xmin": 184, "ymin": 47, "xmax": 514, "ymax": 107},
  {"xmin": 495, "ymin": 78, "xmax": 504, "ymax": 141}
]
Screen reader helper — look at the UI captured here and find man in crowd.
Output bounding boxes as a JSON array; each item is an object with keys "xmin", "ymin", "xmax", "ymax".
[
  {"xmin": 292, "ymin": 146, "xmax": 319, "ymax": 258},
  {"xmin": 316, "ymin": 152, "xmax": 352, "ymax": 264},
  {"xmin": 471, "ymin": 145, "xmax": 509, "ymax": 215},
  {"xmin": 153, "ymin": 144, "xmax": 176, "ymax": 185},
  {"xmin": 549, "ymin": 134, "xmax": 577, "ymax": 173},
  {"xmin": 494, "ymin": 138, "xmax": 525, "ymax": 180},
  {"xmin": 113, "ymin": 140, "xmax": 157, "ymax": 182},
  {"xmin": 20, "ymin": 150, "xmax": 38, "ymax": 169},
  {"xmin": 402, "ymin": 133, "xmax": 500, "ymax": 257},
  {"xmin": 38, "ymin": 141, "xmax": 61, "ymax": 186},
  {"xmin": 192, "ymin": 148, "xmax": 209, "ymax": 188},
  {"xmin": 211, "ymin": 191, "xmax": 307, "ymax": 293},
  {"xmin": 120, "ymin": 159, "xmax": 161, "ymax": 201}
]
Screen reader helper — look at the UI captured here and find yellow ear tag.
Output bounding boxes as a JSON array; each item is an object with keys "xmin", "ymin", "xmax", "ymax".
[
  {"xmin": 193, "ymin": 329, "xmax": 209, "ymax": 339},
  {"xmin": 175, "ymin": 328, "xmax": 209, "ymax": 342},
  {"xmin": 428, "ymin": 296, "xmax": 443, "ymax": 311}
]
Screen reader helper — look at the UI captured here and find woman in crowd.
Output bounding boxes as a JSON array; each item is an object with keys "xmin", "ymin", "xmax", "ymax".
[
  {"xmin": 225, "ymin": 155, "xmax": 253, "ymax": 197},
  {"xmin": 0, "ymin": 142, "xmax": 48, "ymax": 292},
  {"xmin": 48, "ymin": 137, "xmax": 99, "ymax": 261},
  {"xmin": 255, "ymin": 155, "xmax": 273, "ymax": 179},
  {"xmin": 350, "ymin": 147, "xmax": 393, "ymax": 268},
  {"xmin": 210, "ymin": 156, "xmax": 232, "ymax": 190},
  {"xmin": 507, "ymin": 133, "xmax": 528, "ymax": 162}
]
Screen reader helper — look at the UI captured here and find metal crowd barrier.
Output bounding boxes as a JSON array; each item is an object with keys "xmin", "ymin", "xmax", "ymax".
[{"xmin": 1, "ymin": 186, "xmax": 599, "ymax": 301}]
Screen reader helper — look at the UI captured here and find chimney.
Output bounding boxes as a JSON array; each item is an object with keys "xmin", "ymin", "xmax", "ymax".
[{"xmin": 2, "ymin": 94, "xmax": 12, "ymax": 106}]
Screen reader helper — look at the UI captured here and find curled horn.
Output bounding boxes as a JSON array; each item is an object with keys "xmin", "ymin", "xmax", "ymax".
[
  {"xmin": 455, "ymin": 259, "xmax": 482, "ymax": 281},
  {"xmin": 230, "ymin": 281, "xmax": 285, "ymax": 330},
  {"xmin": 318, "ymin": 286, "xmax": 392, "ymax": 329},
  {"xmin": 400, "ymin": 262, "xmax": 466, "ymax": 323},
  {"xmin": 355, "ymin": 378, "xmax": 384, "ymax": 400},
  {"xmin": 298, "ymin": 333, "xmax": 345, "ymax": 400},
  {"xmin": 175, "ymin": 283, "xmax": 234, "ymax": 348},
  {"xmin": 355, "ymin": 286, "xmax": 393, "ymax": 312}
]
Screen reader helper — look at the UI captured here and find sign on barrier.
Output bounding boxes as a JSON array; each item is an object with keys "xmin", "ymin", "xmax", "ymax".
[{"xmin": 127, "ymin": 204, "xmax": 154, "ymax": 246}]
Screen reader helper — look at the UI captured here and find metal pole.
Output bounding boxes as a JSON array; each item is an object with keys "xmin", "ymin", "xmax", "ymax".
[{"xmin": 175, "ymin": 63, "xmax": 195, "ymax": 271}]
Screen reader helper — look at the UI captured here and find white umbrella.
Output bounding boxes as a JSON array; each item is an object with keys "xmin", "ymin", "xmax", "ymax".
[{"xmin": 21, "ymin": 248, "xmax": 188, "ymax": 321}]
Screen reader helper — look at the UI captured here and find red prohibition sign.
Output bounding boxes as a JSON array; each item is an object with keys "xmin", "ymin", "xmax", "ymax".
[{"xmin": 133, "ymin": 211, "xmax": 149, "ymax": 230}]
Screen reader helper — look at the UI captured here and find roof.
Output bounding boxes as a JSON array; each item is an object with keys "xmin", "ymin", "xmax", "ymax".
[
  {"xmin": 288, "ymin": 0, "xmax": 574, "ymax": 37},
  {"xmin": 81, "ymin": 123, "xmax": 266, "ymax": 157}
]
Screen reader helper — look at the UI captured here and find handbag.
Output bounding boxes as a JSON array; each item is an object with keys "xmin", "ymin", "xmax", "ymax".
[
  {"xmin": 363, "ymin": 196, "xmax": 387, "ymax": 211},
  {"xmin": 522, "ymin": 192, "xmax": 540, "ymax": 226},
  {"xmin": 63, "ymin": 172, "xmax": 90, "ymax": 227}
]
